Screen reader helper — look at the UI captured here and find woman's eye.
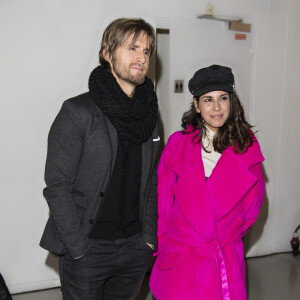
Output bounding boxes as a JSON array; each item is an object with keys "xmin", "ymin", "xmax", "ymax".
[
  {"xmin": 144, "ymin": 50, "xmax": 149, "ymax": 56},
  {"xmin": 220, "ymin": 96, "xmax": 228, "ymax": 101},
  {"xmin": 130, "ymin": 47, "xmax": 136, "ymax": 51},
  {"xmin": 204, "ymin": 98, "xmax": 211, "ymax": 102}
]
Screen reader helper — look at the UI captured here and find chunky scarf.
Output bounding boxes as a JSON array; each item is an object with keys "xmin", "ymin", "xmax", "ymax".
[{"xmin": 89, "ymin": 65, "xmax": 158, "ymax": 144}]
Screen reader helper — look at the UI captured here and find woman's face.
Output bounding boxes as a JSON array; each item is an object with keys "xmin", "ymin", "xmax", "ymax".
[{"xmin": 193, "ymin": 90, "xmax": 230, "ymax": 132}]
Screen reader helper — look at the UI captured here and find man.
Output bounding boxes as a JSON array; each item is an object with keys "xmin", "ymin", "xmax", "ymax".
[{"xmin": 40, "ymin": 18, "xmax": 159, "ymax": 299}]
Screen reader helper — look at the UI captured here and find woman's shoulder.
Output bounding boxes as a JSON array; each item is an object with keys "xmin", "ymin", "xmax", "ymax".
[
  {"xmin": 159, "ymin": 131, "xmax": 185, "ymax": 165},
  {"xmin": 167, "ymin": 131, "xmax": 184, "ymax": 145},
  {"xmin": 165, "ymin": 128, "xmax": 200, "ymax": 154},
  {"xmin": 249, "ymin": 132, "xmax": 262, "ymax": 153},
  {"xmin": 238, "ymin": 133, "xmax": 265, "ymax": 167}
]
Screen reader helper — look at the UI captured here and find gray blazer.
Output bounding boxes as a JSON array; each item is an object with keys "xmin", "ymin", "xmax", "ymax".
[{"xmin": 40, "ymin": 92, "xmax": 160, "ymax": 258}]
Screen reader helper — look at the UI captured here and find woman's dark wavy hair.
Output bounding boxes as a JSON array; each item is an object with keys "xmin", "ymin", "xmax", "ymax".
[{"xmin": 181, "ymin": 91, "xmax": 254, "ymax": 154}]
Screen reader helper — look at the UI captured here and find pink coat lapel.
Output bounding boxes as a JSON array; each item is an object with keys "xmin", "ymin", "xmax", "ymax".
[
  {"xmin": 166, "ymin": 131, "xmax": 216, "ymax": 239},
  {"xmin": 208, "ymin": 141, "xmax": 264, "ymax": 219}
]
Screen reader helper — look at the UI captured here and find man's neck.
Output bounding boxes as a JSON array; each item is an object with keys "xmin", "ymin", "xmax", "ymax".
[{"xmin": 111, "ymin": 71, "xmax": 136, "ymax": 98}]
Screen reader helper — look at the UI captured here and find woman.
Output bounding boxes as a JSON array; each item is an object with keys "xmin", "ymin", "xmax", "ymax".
[{"xmin": 150, "ymin": 65, "xmax": 265, "ymax": 299}]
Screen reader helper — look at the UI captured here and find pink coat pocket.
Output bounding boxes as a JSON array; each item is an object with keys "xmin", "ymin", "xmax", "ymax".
[{"xmin": 157, "ymin": 251, "xmax": 181, "ymax": 270}]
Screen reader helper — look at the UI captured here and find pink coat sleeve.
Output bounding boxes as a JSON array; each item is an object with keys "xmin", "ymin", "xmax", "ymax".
[{"xmin": 242, "ymin": 161, "xmax": 265, "ymax": 236}]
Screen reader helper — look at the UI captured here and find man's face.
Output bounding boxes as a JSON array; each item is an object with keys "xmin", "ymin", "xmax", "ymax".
[{"xmin": 104, "ymin": 32, "xmax": 151, "ymax": 96}]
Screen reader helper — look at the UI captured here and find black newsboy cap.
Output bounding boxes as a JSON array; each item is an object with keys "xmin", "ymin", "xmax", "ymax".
[{"xmin": 188, "ymin": 65, "xmax": 235, "ymax": 97}]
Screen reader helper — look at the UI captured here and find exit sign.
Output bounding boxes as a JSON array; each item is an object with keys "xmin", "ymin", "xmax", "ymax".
[{"xmin": 235, "ymin": 34, "xmax": 247, "ymax": 40}]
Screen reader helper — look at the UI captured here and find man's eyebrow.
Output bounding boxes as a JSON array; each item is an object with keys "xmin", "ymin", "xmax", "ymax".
[
  {"xmin": 128, "ymin": 39, "xmax": 150, "ymax": 49},
  {"xmin": 128, "ymin": 41, "xmax": 138, "ymax": 48},
  {"xmin": 129, "ymin": 43, "xmax": 150, "ymax": 51}
]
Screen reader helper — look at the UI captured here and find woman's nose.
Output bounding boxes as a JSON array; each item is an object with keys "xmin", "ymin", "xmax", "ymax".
[{"xmin": 213, "ymin": 100, "xmax": 221, "ymax": 111}]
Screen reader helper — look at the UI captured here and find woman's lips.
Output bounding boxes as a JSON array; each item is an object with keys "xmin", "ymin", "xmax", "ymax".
[{"xmin": 210, "ymin": 114, "xmax": 223, "ymax": 119}]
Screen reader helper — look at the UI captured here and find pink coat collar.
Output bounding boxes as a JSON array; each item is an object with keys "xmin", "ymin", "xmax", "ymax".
[
  {"xmin": 166, "ymin": 128, "xmax": 264, "ymax": 177},
  {"xmin": 163, "ymin": 129, "xmax": 264, "ymax": 238}
]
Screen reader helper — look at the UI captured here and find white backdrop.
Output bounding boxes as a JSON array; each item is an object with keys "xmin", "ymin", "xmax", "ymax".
[{"xmin": 1, "ymin": 0, "xmax": 300, "ymax": 294}]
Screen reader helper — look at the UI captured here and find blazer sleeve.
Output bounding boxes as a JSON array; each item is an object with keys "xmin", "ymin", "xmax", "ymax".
[
  {"xmin": 43, "ymin": 101, "xmax": 91, "ymax": 258},
  {"xmin": 143, "ymin": 120, "xmax": 160, "ymax": 249},
  {"xmin": 143, "ymin": 161, "xmax": 158, "ymax": 248}
]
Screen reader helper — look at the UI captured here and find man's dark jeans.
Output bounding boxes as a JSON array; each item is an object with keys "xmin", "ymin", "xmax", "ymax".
[{"xmin": 59, "ymin": 233, "xmax": 153, "ymax": 299}]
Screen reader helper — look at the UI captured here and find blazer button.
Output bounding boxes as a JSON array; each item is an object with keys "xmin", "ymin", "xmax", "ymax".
[
  {"xmin": 59, "ymin": 237, "xmax": 65, "ymax": 246},
  {"xmin": 100, "ymin": 192, "xmax": 104, "ymax": 197},
  {"xmin": 89, "ymin": 219, "xmax": 95, "ymax": 224}
]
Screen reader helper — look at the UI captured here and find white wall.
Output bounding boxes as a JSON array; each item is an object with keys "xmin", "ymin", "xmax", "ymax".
[
  {"xmin": 168, "ymin": 16, "xmax": 254, "ymax": 135},
  {"xmin": 1, "ymin": 0, "xmax": 299, "ymax": 294}
]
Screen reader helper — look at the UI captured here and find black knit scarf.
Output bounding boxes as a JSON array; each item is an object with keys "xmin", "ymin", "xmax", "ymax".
[{"xmin": 88, "ymin": 65, "xmax": 158, "ymax": 144}]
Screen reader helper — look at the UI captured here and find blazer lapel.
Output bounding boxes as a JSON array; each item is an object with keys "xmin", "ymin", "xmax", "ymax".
[
  {"xmin": 141, "ymin": 136, "xmax": 153, "ymax": 194},
  {"xmin": 140, "ymin": 121, "xmax": 160, "ymax": 194},
  {"xmin": 105, "ymin": 116, "xmax": 118, "ymax": 175}
]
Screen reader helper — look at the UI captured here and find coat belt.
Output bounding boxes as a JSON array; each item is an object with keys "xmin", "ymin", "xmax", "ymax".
[{"xmin": 168, "ymin": 232, "xmax": 242, "ymax": 300}]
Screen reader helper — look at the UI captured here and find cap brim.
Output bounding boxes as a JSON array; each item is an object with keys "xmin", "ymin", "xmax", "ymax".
[{"xmin": 193, "ymin": 84, "xmax": 233, "ymax": 97}]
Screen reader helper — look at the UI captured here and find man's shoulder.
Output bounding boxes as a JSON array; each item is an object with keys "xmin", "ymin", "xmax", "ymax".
[
  {"xmin": 61, "ymin": 92, "xmax": 98, "ymax": 119},
  {"xmin": 63, "ymin": 92, "xmax": 92, "ymax": 108}
]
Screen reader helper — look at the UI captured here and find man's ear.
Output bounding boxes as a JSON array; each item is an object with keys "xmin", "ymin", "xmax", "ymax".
[{"xmin": 102, "ymin": 49, "xmax": 112, "ymax": 63}]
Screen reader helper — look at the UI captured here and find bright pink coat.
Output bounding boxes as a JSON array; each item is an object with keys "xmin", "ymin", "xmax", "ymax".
[{"xmin": 150, "ymin": 129, "xmax": 265, "ymax": 300}]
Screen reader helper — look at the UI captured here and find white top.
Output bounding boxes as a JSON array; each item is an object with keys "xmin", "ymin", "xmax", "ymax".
[{"xmin": 201, "ymin": 127, "xmax": 221, "ymax": 178}]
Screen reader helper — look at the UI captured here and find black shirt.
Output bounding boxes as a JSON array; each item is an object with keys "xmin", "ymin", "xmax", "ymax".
[{"xmin": 89, "ymin": 135, "xmax": 142, "ymax": 240}]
